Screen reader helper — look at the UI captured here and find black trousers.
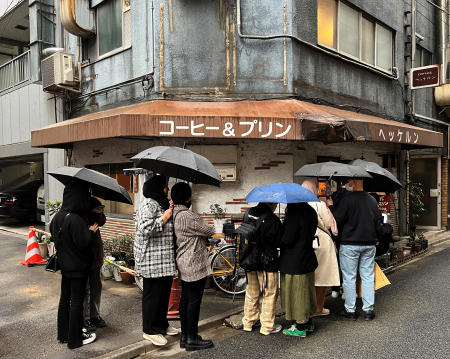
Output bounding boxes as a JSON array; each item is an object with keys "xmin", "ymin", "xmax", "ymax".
[
  {"xmin": 57, "ymin": 275, "xmax": 88, "ymax": 349},
  {"xmin": 180, "ymin": 277, "xmax": 207, "ymax": 340},
  {"xmin": 142, "ymin": 276, "xmax": 173, "ymax": 335},
  {"xmin": 84, "ymin": 267, "xmax": 102, "ymax": 319}
]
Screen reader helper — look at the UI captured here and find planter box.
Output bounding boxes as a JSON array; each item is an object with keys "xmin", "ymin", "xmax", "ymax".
[
  {"xmin": 38, "ymin": 243, "xmax": 48, "ymax": 259},
  {"xmin": 375, "ymin": 253, "xmax": 390, "ymax": 268}
]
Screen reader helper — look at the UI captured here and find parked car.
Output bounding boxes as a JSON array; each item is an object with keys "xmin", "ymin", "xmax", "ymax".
[
  {"xmin": 0, "ymin": 193, "xmax": 16, "ymax": 216},
  {"xmin": 7, "ymin": 182, "xmax": 45, "ymax": 223}
]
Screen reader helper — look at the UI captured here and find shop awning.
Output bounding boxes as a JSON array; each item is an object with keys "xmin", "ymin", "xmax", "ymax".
[{"xmin": 31, "ymin": 99, "xmax": 443, "ymax": 148}]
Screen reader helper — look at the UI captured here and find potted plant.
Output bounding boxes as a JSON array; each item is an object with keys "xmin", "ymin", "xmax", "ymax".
[
  {"xmin": 210, "ymin": 203, "xmax": 227, "ymax": 233},
  {"xmin": 389, "ymin": 245, "xmax": 404, "ymax": 261},
  {"xmin": 46, "ymin": 199, "xmax": 62, "ymax": 220},
  {"xmin": 405, "ymin": 182, "xmax": 426, "ymax": 234},
  {"xmin": 110, "ymin": 234, "xmax": 135, "ymax": 283},
  {"xmin": 36, "ymin": 233, "xmax": 48, "ymax": 258}
]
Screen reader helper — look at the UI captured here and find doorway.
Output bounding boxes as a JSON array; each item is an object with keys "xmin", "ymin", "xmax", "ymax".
[{"xmin": 409, "ymin": 156, "xmax": 441, "ymax": 229}]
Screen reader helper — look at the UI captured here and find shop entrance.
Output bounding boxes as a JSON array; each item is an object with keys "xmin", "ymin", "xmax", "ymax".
[{"xmin": 409, "ymin": 156, "xmax": 441, "ymax": 229}]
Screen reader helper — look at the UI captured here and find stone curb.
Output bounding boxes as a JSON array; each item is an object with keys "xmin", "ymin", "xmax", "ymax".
[{"xmin": 92, "ymin": 306, "xmax": 244, "ymax": 359}]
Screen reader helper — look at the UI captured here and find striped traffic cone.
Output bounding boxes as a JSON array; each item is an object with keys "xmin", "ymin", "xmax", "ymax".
[
  {"xmin": 21, "ymin": 227, "xmax": 47, "ymax": 267},
  {"xmin": 167, "ymin": 276, "xmax": 180, "ymax": 319}
]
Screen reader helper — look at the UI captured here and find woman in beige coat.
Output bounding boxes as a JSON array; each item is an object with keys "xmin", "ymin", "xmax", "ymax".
[{"xmin": 302, "ymin": 178, "xmax": 340, "ymax": 316}]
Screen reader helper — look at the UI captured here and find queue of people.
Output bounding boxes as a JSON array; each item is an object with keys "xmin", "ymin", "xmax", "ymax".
[
  {"xmin": 51, "ymin": 174, "xmax": 379, "ymax": 350},
  {"xmin": 241, "ymin": 176, "xmax": 379, "ymax": 337}
]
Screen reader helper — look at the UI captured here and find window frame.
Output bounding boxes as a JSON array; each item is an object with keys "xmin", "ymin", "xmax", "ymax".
[
  {"xmin": 96, "ymin": 0, "xmax": 131, "ymax": 60},
  {"xmin": 415, "ymin": 45, "xmax": 432, "ymax": 67},
  {"xmin": 317, "ymin": 0, "xmax": 395, "ymax": 75}
]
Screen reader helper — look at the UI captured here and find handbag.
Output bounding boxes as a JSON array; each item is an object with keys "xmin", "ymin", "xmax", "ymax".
[
  {"xmin": 45, "ymin": 253, "xmax": 59, "ymax": 273},
  {"xmin": 45, "ymin": 212, "xmax": 70, "ymax": 273}
]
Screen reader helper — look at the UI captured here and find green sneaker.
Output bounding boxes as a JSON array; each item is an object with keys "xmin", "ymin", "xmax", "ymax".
[
  {"xmin": 282, "ymin": 325, "xmax": 307, "ymax": 338},
  {"xmin": 305, "ymin": 323, "xmax": 315, "ymax": 333}
]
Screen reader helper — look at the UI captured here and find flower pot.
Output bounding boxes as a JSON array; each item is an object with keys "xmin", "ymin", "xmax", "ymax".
[
  {"xmin": 38, "ymin": 243, "xmax": 48, "ymax": 259},
  {"xmin": 213, "ymin": 218, "xmax": 227, "ymax": 233},
  {"xmin": 47, "ymin": 242, "xmax": 55, "ymax": 257},
  {"xmin": 112, "ymin": 260, "xmax": 126, "ymax": 282},
  {"xmin": 392, "ymin": 250, "xmax": 404, "ymax": 260},
  {"xmin": 402, "ymin": 246, "xmax": 412, "ymax": 256},
  {"xmin": 422, "ymin": 239, "xmax": 428, "ymax": 250},
  {"xmin": 414, "ymin": 243, "xmax": 422, "ymax": 252},
  {"xmin": 119, "ymin": 270, "xmax": 134, "ymax": 285}
]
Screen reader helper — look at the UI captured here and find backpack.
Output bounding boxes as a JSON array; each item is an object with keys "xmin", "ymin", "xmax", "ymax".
[{"xmin": 235, "ymin": 210, "xmax": 270, "ymax": 271}]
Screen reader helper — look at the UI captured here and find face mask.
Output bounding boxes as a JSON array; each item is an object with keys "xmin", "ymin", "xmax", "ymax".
[{"xmin": 345, "ymin": 183, "xmax": 354, "ymax": 192}]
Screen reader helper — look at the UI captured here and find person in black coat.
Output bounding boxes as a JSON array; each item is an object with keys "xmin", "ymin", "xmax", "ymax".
[
  {"xmin": 279, "ymin": 202, "xmax": 318, "ymax": 337},
  {"xmin": 50, "ymin": 179, "xmax": 98, "ymax": 349},
  {"xmin": 242, "ymin": 202, "xmax": 282, "ymax": 335}
]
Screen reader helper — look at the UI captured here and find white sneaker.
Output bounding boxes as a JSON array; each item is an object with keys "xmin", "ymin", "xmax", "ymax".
[
  {"xmin": 331, "ymin": 291, "xmax": 339, "ymax": 298},
  {"xmin": 143, "ymin": 333, "xmax": 168, "ymax": 346},
  {"xmin": 166, "ymin": 326, "xmax": 180, "ymax": 336},
  {"xmin": 82, "ymin": 332, "xmax": 96, "ymax": 346},
  {"xmin": 260, "ymin": 324, "xmax": 282, "ymax": 336}
]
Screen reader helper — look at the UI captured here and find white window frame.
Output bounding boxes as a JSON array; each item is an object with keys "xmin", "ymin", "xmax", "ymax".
[
  {"xmin": 318, "ymin": 0, "xmax": 395, "ymax": 75},
  {"xmin": 96, "ymin": 0, "xmax": 131, "ymax": 60}
]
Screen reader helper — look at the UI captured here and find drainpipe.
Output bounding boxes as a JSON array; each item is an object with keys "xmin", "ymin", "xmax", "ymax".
[
  {"xmin": 411, "ymin": 0, "xmax": 417, "ymax": 117},
  {"xmin": 437, "ymin": 0, "xmax": 448, "ymax": 84}
]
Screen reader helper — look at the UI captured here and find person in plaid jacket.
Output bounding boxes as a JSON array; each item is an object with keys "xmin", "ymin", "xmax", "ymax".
[{"xmin": 134, "ymin": 175, "xmax": 179, "ymax": 347}]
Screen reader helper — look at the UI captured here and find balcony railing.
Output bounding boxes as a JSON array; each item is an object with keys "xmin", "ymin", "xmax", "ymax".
[{"xmin": 0, "ymin": 50, "xmax": 31, "ymax": 93}]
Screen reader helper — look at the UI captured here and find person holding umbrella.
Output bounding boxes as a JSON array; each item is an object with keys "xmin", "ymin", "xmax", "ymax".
[
  {"xmin": 171, "ymin": 182, "xmax": 215, "ymax": 352},
  {"xmin": 301, "ymin": 178, "xmax": 340, "ymax": 316},
  {"xmin": 280, "ymin": 200, "xmax": 318, "ymax": 337},
  {"xmin": 134, "ymin": 175, "xmax": 179, "ymax": 347},
  {"xmin": 51, "ymin": 179, "xmax": 97, "ymax": 349}
]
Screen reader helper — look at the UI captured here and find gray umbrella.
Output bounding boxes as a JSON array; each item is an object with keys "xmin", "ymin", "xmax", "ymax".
[
  {"xmin": 131, "ymin": 146, "xmax": 222, "ymax": 187},
  {"xmin": 48, "ymin": 166, "xmax": 133, "ymax": 204},
  {"xmin": 349, "ymin": 159, "xmax": 402, "ymax": 193},
  {"xmin": 294, "ymin": 161, "xmax": 372, "ymax": 179}
]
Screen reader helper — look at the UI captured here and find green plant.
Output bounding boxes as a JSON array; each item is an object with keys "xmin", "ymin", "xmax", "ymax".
[
  {"xmin": 36, "ymin": 232, "xmax": 44, "ymax": 243},
  {"xmin": 110, "ymin": 234, "xmax": 134, "ymax": 264},
  {"xmin": 405, "ymin": 182, "xmax": 426, "ymax": 230},
  {"xmin": 46, "ymin": 199, "xmax": 62, "ymax": 216},
  {"xmin": 210, "ymin": 203, "xmax": 226, "ymax": 219}
]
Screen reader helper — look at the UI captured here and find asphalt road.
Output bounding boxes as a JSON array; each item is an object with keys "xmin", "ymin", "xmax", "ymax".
[{"xmin": 185, "ymin": 244, "xmax": 450, "ymax": 359}]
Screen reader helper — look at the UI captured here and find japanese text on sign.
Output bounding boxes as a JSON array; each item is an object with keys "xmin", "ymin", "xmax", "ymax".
[
  {"xmin": 377, "ymin": 128, "xmax": 419, "ymax": 144},
  {"xmin": 159, "ymin": 119, "xmax": 293, "ymax": 139},
  {"xmin": 378, "ymin": 195, "xmax": 391, "ymax": 213}
]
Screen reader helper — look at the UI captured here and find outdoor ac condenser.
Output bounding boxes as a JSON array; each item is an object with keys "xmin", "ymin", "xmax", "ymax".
[{"xmin": 42, "ymin": 52, "xmax": 79, "ymax": 93}]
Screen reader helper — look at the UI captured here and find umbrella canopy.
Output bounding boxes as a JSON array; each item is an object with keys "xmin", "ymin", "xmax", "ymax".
[
  {"xmin": 48, "ymin": 166, "xmax": 133, "ymax": 204},
  {"xmin": 350, "ymin": 159, "xmax": 402, "ymax": 193},
  {"xmin": 131, "ymin": 146, "xmax": 222, "ymax": 187},
  {"xmin": 246, "ymin": 183, "xmax": 320, "ymax": 204},
  {"xmin": 294, "ymin": 161, "xmax": 372, "ymax": 179}
]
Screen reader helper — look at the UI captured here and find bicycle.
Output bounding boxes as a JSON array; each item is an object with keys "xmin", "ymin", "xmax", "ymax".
[{"xmin": 134, "ymin": 236, "xmax": 247, "ymax": 296}]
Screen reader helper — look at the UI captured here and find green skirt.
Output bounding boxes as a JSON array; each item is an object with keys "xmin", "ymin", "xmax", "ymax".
[{"xmin": 280, "ymin": 272, "xmax": 317, "ymax": 323}]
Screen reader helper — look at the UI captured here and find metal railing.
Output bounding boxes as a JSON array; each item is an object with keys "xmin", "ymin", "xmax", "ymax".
[{"xmin": 0, "ymin": 50, "xmax": 31, "ymax": 93}]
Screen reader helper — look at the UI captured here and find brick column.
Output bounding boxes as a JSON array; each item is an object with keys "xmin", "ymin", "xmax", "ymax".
[{"xmin": 441, "ymin": 157, "xmax": 448, "ymax": 229}]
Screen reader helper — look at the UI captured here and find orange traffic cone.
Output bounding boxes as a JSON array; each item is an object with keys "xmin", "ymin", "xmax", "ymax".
[
  {"xmin": 167, "ymin": 276, "xmax": 181, "ymax": 319},
  {"xmin": 21, "ymin": 227, "xmax": 47, "ymax": 267}
]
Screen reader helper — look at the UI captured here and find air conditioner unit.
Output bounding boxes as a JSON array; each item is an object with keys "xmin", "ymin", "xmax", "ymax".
[{"xmin": 42, "ymin": 52, "xmax": 80, "ymax": 93}]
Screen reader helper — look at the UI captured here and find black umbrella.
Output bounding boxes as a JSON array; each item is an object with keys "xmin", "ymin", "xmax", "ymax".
[
  {"xmin": 48, "ymin": 166, "xmax": 133, "ymax": 204},
  {"xmin": 294, "ymin": 161, "xmax": 372, "ymax": 179},
  {"xmin": 131, "ymin": 146, "xmax": 222, "ymax": 187},
  {"xmin": 349, "ymin": 159, "xmax": 402, "ymax": 193}
]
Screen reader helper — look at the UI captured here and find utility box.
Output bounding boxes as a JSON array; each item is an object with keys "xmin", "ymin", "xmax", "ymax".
[{"xmin": 42, "ymin": 52, "xmax": 80, "ymax": 93}]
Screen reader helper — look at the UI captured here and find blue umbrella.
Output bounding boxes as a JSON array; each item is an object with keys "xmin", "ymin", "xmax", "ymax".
[{"xmin": 246, "ymin": 183, "xmax": 319, "ymax": 204}]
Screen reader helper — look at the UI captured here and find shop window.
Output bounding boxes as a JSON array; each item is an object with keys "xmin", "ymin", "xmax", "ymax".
[
  {"xmin": 88, "ymin": 163, "xmax": 134, "ymax": 217},
  {"xmin": 92, "ymin": 0, "xmax": 131, "ymax": 59},
  {"xmin": 415, "ymin": 45, "xmax": 432, "ymax": 67},
  {"xmin": 317, "ymin": 0, "xmax": 395, "ymax": 73}
]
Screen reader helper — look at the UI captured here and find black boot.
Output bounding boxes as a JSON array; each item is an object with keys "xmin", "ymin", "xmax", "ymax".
[
  {"xmin": 180, "ymin": 333, "xmax": 187, "ymax": 349},
  {"xmin": 185, "ymin": 335, "xmax": 214, "ymax": 352}
]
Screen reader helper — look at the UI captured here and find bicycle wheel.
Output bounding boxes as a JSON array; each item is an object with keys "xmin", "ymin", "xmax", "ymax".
[{"xmin": 211, "ymin": 245, "xmax": 247, "ymax": 295}]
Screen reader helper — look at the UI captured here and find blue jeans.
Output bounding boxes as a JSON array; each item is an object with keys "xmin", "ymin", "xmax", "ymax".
[{"xmin": 339, "ymin": 245, "xmax": 376, "ymax": 312}]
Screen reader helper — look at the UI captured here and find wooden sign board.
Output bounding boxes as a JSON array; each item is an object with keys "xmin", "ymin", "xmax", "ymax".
[{"xmin": 410, "ymin": 65, "xmax": 440, "ymax": 89}]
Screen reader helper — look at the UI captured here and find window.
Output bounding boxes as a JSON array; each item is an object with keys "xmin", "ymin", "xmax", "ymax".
[
  {"xmin": 317, "ymin": 0, "xmax": 395, "ymax": 73},
  {"xmin": 415, "ymin": 45, "xmax": 432, "ymax": 67},
  {"xmin": 96, "ymin": 0, "xmax": 131, "ymax": 58},
  {"xmin": 88, "ymin": 163, "xmax": 134, "ymax": 217}
]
